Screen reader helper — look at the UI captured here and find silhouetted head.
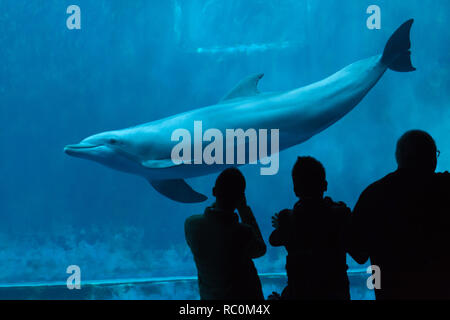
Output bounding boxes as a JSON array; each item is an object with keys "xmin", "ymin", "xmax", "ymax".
[
  {"xmin": 292, "ymin": 156, "xmax": 327, "ymax": 199},
  {"xmin": 395, "ymin": 130, "xmax": 437, "ymax": 173},
  {"xmin": 213, "ymin": 168, "xmax": 246, "ymax": 211}
]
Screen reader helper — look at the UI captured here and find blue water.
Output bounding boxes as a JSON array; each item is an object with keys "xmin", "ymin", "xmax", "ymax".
[{"xmin": 0, "ymin": 1, "xmax": 449, "ymax": 299}]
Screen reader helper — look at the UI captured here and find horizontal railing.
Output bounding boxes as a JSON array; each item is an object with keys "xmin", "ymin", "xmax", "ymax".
[{"xmin": 0, "ymin": 269, "xmax": 368, "ymax": 288}]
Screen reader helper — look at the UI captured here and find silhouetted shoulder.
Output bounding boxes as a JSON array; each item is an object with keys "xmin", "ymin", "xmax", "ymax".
[
  {"xmin": 324, "ymin": 197, "xmax": 349, "ymax": 209},
  {"xmin": 435, "ymin": 171, "xmax": 450, "ymax": 182},
  {"xmin": 278, "ymin": 208, "xmax": 294, "ymax": 220},
  {"xmin": 357, "ymin": 172, "xmax": 399, "ymax": 203},
  {"xmin": 370, "ymin": 171, "xmax": 398, "ymax": 189},
  {"xmin": 434, "ymin": 171, "xmax": 450, "ymax": 195},
  {"xmin": 184, "ymin": 214, "xmax": 206, "ymax": 240},
  {"xmin": 324, "ymin": 197, "xmax": 351, "ymax": 217},
  {"xmin": 185, "ymin": 214, "xmax": 205, "ymax": 227}
]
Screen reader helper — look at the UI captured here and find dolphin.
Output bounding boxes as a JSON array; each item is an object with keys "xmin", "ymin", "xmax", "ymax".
[{"xmin": 64, "ymin": 20, "xmax": 416, "ymax": 203}]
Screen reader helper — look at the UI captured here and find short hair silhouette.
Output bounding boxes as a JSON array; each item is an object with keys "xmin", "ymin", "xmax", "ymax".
[
  {"xmin": 213, "ymin": 168, "xmax": 246, "ymax": 208},
  {"xmin": 292, "ymin": 156, "xmax": 327, "ymax": 198},
  {"xmin": 395, "ymin": 130, "xmax": 437, "ymax": 172}
]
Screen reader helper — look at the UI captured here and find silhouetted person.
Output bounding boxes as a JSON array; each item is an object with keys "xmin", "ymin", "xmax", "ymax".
[
  {"xmin": 347, "ymin": 130, "xmax": 450, "ymax": 299},
  {"xmin": 269, "ymin": 156, "xmax": 350, "ymax": 300},
  {"xmin": 185, "ymin": 168, "xmax": 266, "ymax": 300}
]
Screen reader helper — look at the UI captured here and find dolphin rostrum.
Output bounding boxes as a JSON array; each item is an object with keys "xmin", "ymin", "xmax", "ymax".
[{"xmin": 64, "ymin": 20, "xmax": 415, "ymax": 203}]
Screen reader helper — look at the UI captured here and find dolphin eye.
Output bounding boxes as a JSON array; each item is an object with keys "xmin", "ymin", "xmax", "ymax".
[{"xmin": 109, "ymin": 138, "xmax": 118, "ymax": 145}]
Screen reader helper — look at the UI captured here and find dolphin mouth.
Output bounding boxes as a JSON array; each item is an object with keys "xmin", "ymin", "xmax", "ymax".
[{"xmin": 64, "ymin": 143, "xmax": 102, "ymax": 156}]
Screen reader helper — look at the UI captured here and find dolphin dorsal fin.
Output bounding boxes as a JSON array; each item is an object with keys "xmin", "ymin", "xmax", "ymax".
[{"xmin": 221, "ymin": 73, "xmax": 264, "ymax": 102}]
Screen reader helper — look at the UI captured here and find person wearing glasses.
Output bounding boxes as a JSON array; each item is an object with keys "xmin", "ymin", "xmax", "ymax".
[{"xmin": 347, "ymin": 130, "xmax": 450, "ymax": 299}]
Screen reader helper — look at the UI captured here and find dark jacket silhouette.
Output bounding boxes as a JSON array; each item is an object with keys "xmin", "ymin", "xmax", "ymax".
[
  {"xmin": 185, "ymin": 204, "xmax": 266, "ymax": 300},
  {"xmin": 348, "ymin": 169, "xmax": 450, "ymax": 299},
  {"xmin": 270, "ymin": 196, "xmax": 351, "ymax": 300}
]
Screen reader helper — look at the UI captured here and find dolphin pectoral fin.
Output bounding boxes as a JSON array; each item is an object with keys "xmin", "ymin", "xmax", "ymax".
[
  {"xmin": 381, "ymin": 19, "xmax": 416, "ymax": 72},
  {"xmin": 221, "ymin": 73, "xmax": 264, "ymax": 102},
  {"xmin": 149, "ymin": 179, "xmax": 207, "ymax": 203},
  {"xmin": 141, "ymin": 159, "xmax": 180, "ymax": 169}
]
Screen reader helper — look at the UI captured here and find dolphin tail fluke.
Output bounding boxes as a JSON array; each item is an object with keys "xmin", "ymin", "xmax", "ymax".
[
  {"xmin": 149, "ymin": 179, "xmax": 207, "ymax": 203},
  {"xmin": 381, "ymin": 19, "xmax": 416, "ymax": 72}
]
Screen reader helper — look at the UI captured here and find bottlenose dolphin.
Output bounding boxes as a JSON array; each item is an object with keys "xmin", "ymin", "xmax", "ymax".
[{"xmin": 64, "ymin": 20, "xmax": 416, "ymax": 203}]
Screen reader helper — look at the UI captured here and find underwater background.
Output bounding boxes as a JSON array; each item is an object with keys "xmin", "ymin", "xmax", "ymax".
[{"xmin": 0, "ymin": 0, "xmax": 449, "ymax": 299}]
